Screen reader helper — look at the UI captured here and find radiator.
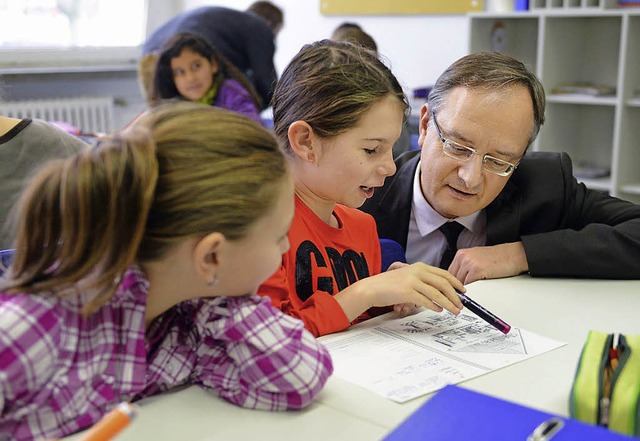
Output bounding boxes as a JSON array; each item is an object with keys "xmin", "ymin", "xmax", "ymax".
[{"xmin": 0, "ymin": 96, "xmax": 115, "ymax": 135}]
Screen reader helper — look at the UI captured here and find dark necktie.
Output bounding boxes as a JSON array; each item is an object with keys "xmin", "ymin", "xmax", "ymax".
[{"xmin": 438, "ymin": 222, "xmax": 465, "ymax": 269}]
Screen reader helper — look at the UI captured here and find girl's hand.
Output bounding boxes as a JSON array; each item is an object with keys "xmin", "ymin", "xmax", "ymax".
[
  {"xmin": 335, "ymin": 262, "xmax": 465, "ymax": 322},
  {"xmin": 387, "ymin": 261, "xmax": 409, "ymax": 271},
  {"xmin": 387, "ymin": 262, "xmax": 422, "ymax": 317},
  {"xmin": 393, "ymin": 302, "xmax": 420, "ymax": 317},
  {"xmin": 368, "ymin": 262, "xmax": 464, "ymax": 314}
]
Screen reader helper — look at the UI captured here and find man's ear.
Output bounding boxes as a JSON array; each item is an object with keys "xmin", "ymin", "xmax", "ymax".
[
  {"xmin": 288, "ymin": 120, "xmax": 317, "ymax": 163},
  {"xmin": 417, "ymin": 103, "xmax": 431, "ymax": 149},
  {"xmin": 193, "ymin": 232, "xmax": 225, "ymax": 285}
]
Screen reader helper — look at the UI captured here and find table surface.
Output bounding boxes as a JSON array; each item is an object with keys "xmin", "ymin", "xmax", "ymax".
[{"xmin": 65, "ymin": 276, "xmax": 639, "ymax": 441}]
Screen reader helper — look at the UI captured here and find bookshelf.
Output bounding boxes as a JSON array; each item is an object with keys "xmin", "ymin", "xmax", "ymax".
[{"xmin": 469, "ymin": 6, "xmax": 640, "ymax": 203}]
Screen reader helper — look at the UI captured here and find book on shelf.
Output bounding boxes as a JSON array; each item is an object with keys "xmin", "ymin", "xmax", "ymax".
[{"xmin": 551, "ymin": 83, "xmax": 616, "ymax": 97}]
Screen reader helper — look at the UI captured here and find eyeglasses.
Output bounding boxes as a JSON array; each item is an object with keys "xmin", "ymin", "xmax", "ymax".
[{"xmin": 431, "ymin": 112, "xmax": 518, "ymax": 177}]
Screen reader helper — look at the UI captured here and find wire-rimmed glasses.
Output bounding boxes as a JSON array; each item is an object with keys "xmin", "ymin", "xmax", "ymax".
[{"xmin": 431, "ymin": 112, "xmax": 518, "ymax": 177}]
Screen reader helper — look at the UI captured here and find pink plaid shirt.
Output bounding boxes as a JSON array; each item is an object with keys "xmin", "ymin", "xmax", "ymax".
[{"xmin": 0, "ymin": 266, "xmax": 333, "ymax": 441}]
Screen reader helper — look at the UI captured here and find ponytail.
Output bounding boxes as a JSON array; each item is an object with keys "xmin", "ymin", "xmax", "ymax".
[
  {"xmin": 2, "ymin": 103, "xmax": 287, "ymax": 313},
  {"xmin": 3, "ymin": 129, "xmax": 158, "ymax": 311}
]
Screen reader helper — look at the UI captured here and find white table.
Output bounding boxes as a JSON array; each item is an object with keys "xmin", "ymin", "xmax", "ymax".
[{"xmin": 66, "ymin": 276, "xmax": 639, "ymax": 440}]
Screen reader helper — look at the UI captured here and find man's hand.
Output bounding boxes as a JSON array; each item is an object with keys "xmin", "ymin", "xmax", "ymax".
[{"xmin": 447, "ymin": 242, "xmax": 529, "ymax": 284}]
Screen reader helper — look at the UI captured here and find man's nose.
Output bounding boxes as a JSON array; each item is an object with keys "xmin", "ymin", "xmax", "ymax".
[{"xmin": 457, "ymin": 154, "xmax": 484, "ymax": 188}]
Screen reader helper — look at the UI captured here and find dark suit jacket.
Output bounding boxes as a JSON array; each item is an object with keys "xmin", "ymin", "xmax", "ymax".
[{"xmin": 361, "ymin": 150, "xmax": 640, "ymax": 279}]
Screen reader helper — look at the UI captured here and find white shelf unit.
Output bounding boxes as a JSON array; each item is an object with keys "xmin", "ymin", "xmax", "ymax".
[{"xmin": 469, "ymin": 7, "xmax": 640, "ymax": 203}]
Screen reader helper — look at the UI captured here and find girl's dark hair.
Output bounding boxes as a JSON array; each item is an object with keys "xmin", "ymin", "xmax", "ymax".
[
  {"xmin": 152, "ymin": 32, "xmax": 262, "ymax": 108},
  {"xmin": 331, "ymin": 24, "xmax": 377, "ymax": 54},
  {"xmin": 1, "ymin": 103, "xmax": 286, "ymax": 312},
  {"xmin": 247, "ymin": 1, "xmax": 284, "ymax": 33},
  {"xmin": 272, "ymin": 39, "xmax": 408, "ymax": 155}
]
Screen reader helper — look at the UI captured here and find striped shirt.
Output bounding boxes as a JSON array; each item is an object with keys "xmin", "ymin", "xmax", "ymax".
[{"xmin": 0, "ymin": 266, "xmax": 333, "ymax": 441}]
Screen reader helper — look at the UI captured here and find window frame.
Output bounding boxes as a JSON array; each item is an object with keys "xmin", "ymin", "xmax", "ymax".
[{"xmin": 0, "ymin": 0, "xmax": 177, "ymax": 72}]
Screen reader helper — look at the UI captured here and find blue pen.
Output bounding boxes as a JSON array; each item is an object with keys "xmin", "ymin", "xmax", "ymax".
[{"xmin": 457, "ymin": 291, "xmax": 511, "ymax": 334}]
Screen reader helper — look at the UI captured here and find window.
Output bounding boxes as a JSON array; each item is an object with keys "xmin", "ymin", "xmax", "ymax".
[
  {"xmin": 0, "ymin": 0, "xmax": 186, "ymax": 70},
  {"xmin": 0, "ymin": 0, "xmax": 147, "ymax": 48}
]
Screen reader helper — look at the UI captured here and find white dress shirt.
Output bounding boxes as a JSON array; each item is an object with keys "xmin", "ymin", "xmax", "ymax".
[{"xmin": 405, "ymin": 161, "xmax": 487, "ymax": 266}]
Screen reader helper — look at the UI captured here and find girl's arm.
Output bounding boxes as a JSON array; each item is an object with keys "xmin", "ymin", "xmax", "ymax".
[
  {"xmin": 258, "ymin": 264, "xmax": 352, "ymax": 337},
  {"xmin": 218, "ymin": 79, "xmax": 263, "ymax": 125},
  {"xmin": 193, "ymin": 295, "xmax": 333, "ymax": 410},
  {"xmin": 0, "ymin": 295, "xmax": 61, "ymax": 421}
]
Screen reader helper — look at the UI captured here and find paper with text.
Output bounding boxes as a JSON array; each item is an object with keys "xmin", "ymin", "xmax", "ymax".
[{"xmin": 320, "ymin": 310, "xmax": 565, "ymax": 403}]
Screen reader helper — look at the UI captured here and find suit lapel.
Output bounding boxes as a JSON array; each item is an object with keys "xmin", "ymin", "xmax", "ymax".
[
  {"xmin": 377, "ymin": 153, "xmax": 419, "ymax": 216},
  {"xmin": 374, "ymin": 152, "xmax": 420, "ymax": 249}
]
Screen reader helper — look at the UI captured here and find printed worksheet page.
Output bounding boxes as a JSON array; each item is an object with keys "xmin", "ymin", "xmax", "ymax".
[{"xmin": 320, "ymin": 310, "xmax": 565, "ymax": 403}]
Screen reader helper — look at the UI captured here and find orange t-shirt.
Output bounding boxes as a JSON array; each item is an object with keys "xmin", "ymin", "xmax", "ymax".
[{"xmin": 258, "ymin": 196, "xmax": 383, "ymax": 337}]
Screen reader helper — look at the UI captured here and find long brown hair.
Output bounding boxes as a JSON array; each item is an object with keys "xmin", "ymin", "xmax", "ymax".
[
  {"xmin": 2, "ymin": 103, "xmax": 287, "ymax": 312},
  {"xmin": 152, "ymin": 32, "xmax": 262, "ymax": 109},
  {"xmin": 272, "ymin": 39, "xmax": 408, "ymax": 156}
]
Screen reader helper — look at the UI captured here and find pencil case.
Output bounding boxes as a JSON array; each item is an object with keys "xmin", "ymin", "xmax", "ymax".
[{"xmin": 569, "ymin": 330, "xmax": 640, "ymax": 437}]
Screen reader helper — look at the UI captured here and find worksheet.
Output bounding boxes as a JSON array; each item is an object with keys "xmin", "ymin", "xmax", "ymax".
[{"xmin": 320, "ymin": 310, "xmax": 565, "ymax": 403}]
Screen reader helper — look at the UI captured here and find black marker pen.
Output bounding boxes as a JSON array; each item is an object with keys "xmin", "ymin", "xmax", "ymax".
[{"xmin": 457, "ymin": 291, "xmax": 511, "ymax": 334}]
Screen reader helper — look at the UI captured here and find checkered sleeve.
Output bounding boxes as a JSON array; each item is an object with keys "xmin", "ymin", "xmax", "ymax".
[
  {"xmin": 194, "ymin": 295, "xmax": 333, "ymax": 411},
  {"xmin": 0, "ymin": 295, "xmax": 61, "ymax": 417}
]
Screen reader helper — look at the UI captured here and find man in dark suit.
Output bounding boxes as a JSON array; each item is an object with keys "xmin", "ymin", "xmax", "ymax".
[
  {"xmin": 143, "ymin": 2, "xmax": 283, "ymax": 110},
  {"xmin": 361, "ymin": 52, "xmax": 640, "ymax": 284}
]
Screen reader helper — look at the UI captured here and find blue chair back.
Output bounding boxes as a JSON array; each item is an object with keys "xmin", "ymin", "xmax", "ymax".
[
  {"xmin": 0, "ymin": 248, "xmax": 15, "ymax": 276},
  {"xmin": 379, "ymin": 239, "xmax": 407, "ymax": 272}
]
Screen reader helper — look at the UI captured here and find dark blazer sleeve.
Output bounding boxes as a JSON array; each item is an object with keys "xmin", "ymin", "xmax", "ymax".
[
  {"xmin": 487, "ymin": 152, "xmax": 640, "ymax": 279},
  {"xmin": 241, "ymin": 24, "xmax": 277, "ymax": 109}
]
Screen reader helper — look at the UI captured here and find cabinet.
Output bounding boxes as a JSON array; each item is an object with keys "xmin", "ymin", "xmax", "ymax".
[{"xmin": 469, "ymin": 6, "xmax": 640, "ymax": 203}]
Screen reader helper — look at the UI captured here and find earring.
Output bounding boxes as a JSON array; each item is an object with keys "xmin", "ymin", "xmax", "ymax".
[{"xmin": 208, "ymin": 275, "xmax": 219, "ymax": 287}]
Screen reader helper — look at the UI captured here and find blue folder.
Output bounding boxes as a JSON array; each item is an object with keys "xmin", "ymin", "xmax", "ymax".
[{"xmin": 384, "ymin": 384, "xmax": 634, "ymax": 440}]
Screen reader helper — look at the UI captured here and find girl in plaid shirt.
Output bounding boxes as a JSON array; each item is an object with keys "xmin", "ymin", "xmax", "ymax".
[{"xmin": 0, "ymin": 103, "xmax": 333, "ymax": 441}]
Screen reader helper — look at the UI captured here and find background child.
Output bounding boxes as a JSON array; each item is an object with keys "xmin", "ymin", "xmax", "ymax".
[
  {"xmin": 258, "ymin": 40, "xmax": 465, "ymax": 337},
  {"xmin": 0, "ymin": 103, "xmax": 332, "ymax": 441},
  {"xmin": 151, "ymin": 32, "xmax": 263, "ymax": 124},
  {"xmin": 142, "ymin": 2, "xmax": 283, "ymax": 110},
  {"xmin": 331, "ymin": 22, "xmax": 377, "ymax": 53}
]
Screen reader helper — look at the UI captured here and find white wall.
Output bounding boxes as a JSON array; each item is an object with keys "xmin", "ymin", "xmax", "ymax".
[
  {"xmin": 181, "ymin": 0, "xmax": 470, "ymax": 96},
  {"xmin": 0, "ymin": 1, "xmax": 471, "ymax": 130}
]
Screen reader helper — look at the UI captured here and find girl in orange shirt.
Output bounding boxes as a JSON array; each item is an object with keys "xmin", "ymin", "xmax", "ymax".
[{"xmin": 258, "ymin": 40, "xmax": 465, "ymax": 337}]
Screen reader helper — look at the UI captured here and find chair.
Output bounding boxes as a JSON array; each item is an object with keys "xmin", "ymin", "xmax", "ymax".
[
  {"xmin": 379, "ymin": 239, "xmax": 407, "ymax": 272},
  {"xmin": 0, "ymin": 248, "xmax": 14, "ymax": 276},
  {"xmin": 137, "ymin": 53, "xmax": 159, "ymax": 107}
]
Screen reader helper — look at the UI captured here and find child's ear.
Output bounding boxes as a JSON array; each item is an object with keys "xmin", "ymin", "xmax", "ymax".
[
  {"xmin": 288, "ymin": 120, "xmax": 317, "ymax": 163},
  {"xmin": 193, "ymin": 232, "xmax": 225, "ymax": 286},
  {"xmin": 210, "ymin": 57, "xmax": 219, "ymax": 75}
]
